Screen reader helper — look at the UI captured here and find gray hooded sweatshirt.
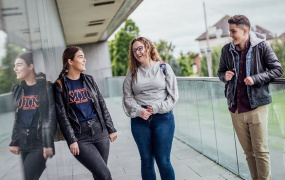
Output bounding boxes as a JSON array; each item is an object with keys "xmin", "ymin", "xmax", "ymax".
[{"xmin": 122, "ymin": 61, "xmax": 179, "ymax": 118}]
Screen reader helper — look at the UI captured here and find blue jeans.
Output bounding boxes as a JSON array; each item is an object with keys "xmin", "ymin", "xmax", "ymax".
[
  {"xmin": 74, "ymin": 119, "xmax": 112, "ymax": 180},
  {"xmin": 131, "ymin": 111, "xmax": 175, "ymax": 180}
]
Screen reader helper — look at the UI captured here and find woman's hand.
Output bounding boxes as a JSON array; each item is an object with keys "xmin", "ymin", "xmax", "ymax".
[
  {"xmin": 70, "ymin": 142, "xmax": 80, "ymax": 155},
  {"xmin": 9, "ymin": 146, "xmax": 19, "ymax": 155},
  {"xmin": 43, "ymin": 147, "xmax": 54, "ymax": 159},
  {"xmin": 109, "ymin": 132, "xmax": 117, "ymax": 142},
  {"xmin": 140, "ymin": 109, "xmax": 152, "ymax": 120},
  {"xmin": 147, "ymin": 106, "xmax": 154, "ymax": 114}
]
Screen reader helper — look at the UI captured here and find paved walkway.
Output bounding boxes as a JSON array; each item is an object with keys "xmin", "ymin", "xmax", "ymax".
[{"xmin": 0, "ymin": 98, "xmax": 243, "ymax": 180}]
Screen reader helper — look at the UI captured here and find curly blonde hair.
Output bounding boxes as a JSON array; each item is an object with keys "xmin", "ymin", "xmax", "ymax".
[{"xmin": 128, "ymin": 37, "xmax": 162, "ymax": 82}]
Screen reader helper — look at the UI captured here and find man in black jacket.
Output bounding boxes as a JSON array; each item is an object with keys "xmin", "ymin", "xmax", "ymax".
[{"xmin": 218, "ymin": 15, "xmax": 283, "ymax": 180}]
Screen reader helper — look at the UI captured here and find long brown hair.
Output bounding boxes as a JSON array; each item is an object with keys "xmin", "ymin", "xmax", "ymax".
[
  {"xmin": 59, "ymin": 46, "xmax": 82, "ymax": 76},
  {"xmin": 128, "ymin": 37, "xmax": 162, "ymax": 82}
]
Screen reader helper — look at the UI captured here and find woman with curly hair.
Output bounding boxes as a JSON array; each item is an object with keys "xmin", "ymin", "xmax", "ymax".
[{"xmin": 122, "ymin": 37, "xmax": 179, "ymax": 180}]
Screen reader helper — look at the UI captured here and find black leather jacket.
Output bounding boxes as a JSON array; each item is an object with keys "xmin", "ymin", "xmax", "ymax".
[
  {"xmin": 54, "ymin": 73, "xmax": 116, "ymax": 145},
  {"xmin": 9, "ymin": 76, "xmax": 57, "ymax": 151},
  {"xmin": 218, "ymin": 31, "xmax": 283, "ymax": 109}
]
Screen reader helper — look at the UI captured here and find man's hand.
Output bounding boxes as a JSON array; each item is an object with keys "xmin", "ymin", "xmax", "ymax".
[
  {"xmin": 70, "ymin": 142, "xmax": 80, "ymax": 155},
  {"xmin": 225, "ymin": 70, "xmax": 235, "ymax": 81},
  {"xmin": 43, "ymin": 147, "xmax": 54, "ymax": 159},
  {"xmin": 109, "ymin": 132, "xmax": 117, "ymax": 142},
  {"xmin": 140, "ymin": 109, "xmax": 152, "ymax": 120},
  {"xmin": 9, "ymin": 146, "xmax": 19, "ymax": 155},
  {"xmin": 244, "ymin": 77, "xmax": 254, "ymax": 86}
]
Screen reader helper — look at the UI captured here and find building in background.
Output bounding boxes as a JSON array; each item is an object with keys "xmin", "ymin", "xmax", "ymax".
[{"xmin": 196, "ymin": 15, "xmax": 277, "ymax": 53}]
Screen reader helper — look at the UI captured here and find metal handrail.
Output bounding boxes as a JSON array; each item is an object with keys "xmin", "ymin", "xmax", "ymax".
[{"xmin": 176, "ymin": 77, "xmax": 285, "ymax": 84}]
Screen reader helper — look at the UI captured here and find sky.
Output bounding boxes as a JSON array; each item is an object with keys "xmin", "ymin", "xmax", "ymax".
[{"xmin": 109, "ymin": 0, "xmax": 285, "ymax": 58}]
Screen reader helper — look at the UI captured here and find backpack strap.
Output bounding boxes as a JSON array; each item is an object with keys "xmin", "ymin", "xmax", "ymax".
[
  {"xmin": 54, "ymin": 79, "xmax": 65, "ymax": 141},
  {"xmin": 160, "ymin": 62, "xmax": 166, "ymax": 75},
  {"xmin": 56, "ymin": 79, "xmax": 63, "ymax": 92}
]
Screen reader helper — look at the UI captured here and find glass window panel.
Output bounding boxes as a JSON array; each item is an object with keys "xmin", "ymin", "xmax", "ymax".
[{"xmin": 210, "ymin": 81, "xmax": 239, "ymax": 173}]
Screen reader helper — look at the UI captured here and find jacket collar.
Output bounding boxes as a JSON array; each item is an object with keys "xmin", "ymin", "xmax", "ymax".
[
  {"xmin": 19, "ymin": 73, "xmax": 46, "ymax": 88},
  {"xmin": 61, "ymin": 72, "xmax": 86, "ymax": 81},
  {"xmin": 229, "ymin": 31, "xmax": 266, "ymax": 51}
]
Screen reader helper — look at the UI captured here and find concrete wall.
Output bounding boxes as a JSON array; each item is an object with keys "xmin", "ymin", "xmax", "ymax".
[
  {"xmin": 33, "ymin": 0, "xmax": 66, "ymax": 82},
  {"xmin": 79, "ymin": 41, "xmax": 113, "ymax": 97}
]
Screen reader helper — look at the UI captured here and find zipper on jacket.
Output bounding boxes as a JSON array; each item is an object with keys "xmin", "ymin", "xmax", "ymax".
[
  {"xmin": 84, "ymin": 79, "xmax": 104, "ymax": 131},
  {"xmin": 37, "ymin": 81, "xmax": 44, "ymax": 140},
  {"xmin": 15, "ymin": 88, "xmax": 24, "ymax": 124},
  {"xmin": 230, "ymin": 51, "xmax": 238, "ymax": 102}
]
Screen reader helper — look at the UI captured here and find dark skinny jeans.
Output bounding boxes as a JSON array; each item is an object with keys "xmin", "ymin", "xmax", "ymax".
[
  {"xmin": 74, "ymin": 119, "xmax": 112, "ymax": 180},
  {"xmin": 19, "ymin": 128, "xmax": 47, "ymax": 180},
  {"xmin": 131, "ymin": 111, "xmax": 175, "ymax": 180}
]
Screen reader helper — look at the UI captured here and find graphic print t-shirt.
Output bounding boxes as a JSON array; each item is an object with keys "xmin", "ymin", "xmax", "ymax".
[
  {"xmin": 17, "ymin": 84, "xmax": 39, "ymax": 128},
  {"xmin": 66, "ymin": 77, "xmax": 97, "ymax": 122}
]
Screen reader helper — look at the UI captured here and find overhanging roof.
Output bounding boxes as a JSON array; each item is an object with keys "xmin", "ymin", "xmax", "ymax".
[
  {"xmin": 0, "ymin": 0, "xmax": 31, "ymax": 48},
  {"xmin": 56, "ymin": 0, "xmax": 142, "ymax": 45},
  {"xmin": 0, "ymin": 0, "xmax": 142, "ymax": 49}
]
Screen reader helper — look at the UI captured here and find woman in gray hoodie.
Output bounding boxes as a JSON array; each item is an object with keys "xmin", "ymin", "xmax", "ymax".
[{"xmin": 122, "ymin": 37, "xmax": 179, "ymax": 180}]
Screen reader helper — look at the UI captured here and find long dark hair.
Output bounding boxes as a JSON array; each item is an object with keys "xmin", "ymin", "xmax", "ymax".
[
  {"xmin": 59, "ymin": 46, "xmax": 82, "ymax": 76},
  {"xmin": 18, "ymin": 52, "xmax": 33, "ymax": 66}
]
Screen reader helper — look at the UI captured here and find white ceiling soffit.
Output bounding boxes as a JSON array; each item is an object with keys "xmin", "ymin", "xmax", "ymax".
[
  {"xmin": 0, "ymin": 0, "xmax": 31, "ymax": 49},
  {"xmin": 56, "ymin": 0, "xmax": 143, "ymax": 46}
]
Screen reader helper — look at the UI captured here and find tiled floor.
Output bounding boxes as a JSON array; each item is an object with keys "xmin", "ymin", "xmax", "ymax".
[{"xmin": 0, "ymin": 98, "xmax": 243, "ymax": 180}]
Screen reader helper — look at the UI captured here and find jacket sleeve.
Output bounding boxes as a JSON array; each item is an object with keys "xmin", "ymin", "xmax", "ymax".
[
  {"xmin": 53, "ymin": 82, "xmax": 78, "ymax": 146},
  {"xmin": 151, "ymin": 64, "xmax": 179, "ymax": 114},
  {"xmin": 122, "ymin": 71, "xmax": 144, "ymax": 118},
  {"xmin": 90, "ymin": 76, "xmax": 117, "ymax": 134},
  {"xmin": 9, "ymin": 85, "xmax": 19, "ymax": 147},
  {"xmin": 9, "ymin": 118, "xmax": 19, "ymax": 146},
  {"xmin": 217, "ymin": 45, "xmax": 229, "ymax": 83},
  {"xmin": 42, "ymin": 82, "xmax": 56, "ymax": 150},
  {"xmin": 251, "ymin": 42, "xmax": 284, "ymax": 86}
]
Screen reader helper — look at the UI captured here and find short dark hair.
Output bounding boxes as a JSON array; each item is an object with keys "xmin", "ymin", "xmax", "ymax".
[{"xmin": 228, "ymin": 15, "xmax": 251, "ymax": 30}]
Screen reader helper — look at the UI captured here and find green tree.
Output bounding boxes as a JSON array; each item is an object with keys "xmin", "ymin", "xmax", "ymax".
[
  {"xmin": 199, "ymin": 46, "xmax": 222, "ymax": 77},
  {"xmin": 271, "ymin": 39, "xmax": 285, "ymax": 78},
  {"xmin": 0, "ymin": 44, "xmax": 23, "ymax": 94},
  {"xmin": 154, "ymin": 40, "xmax": 181, "ymax": 75},
  {"xmin": 109, "ymin": 19, "xmax": 139, "ymax": 76},
  {"xmin": 211, "ymin": 46, "xmax": 222, "ymax": 77},
  {"xmin": 154, "ymin": 40, "xmax": 175, "ymax": 64},
  {"xmin": 177, "ymin": 52, "xmax": 196, "ymax": 76},
  {"xmin": 200, "ymin": 56, "xmax": 209, "ymax": 77}
]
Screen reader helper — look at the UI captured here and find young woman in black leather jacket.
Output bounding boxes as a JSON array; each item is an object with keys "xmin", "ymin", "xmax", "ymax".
[
  {"xmin": 54, "ymin": 46, "xmax": 117, "ymax": 180},
  {"xmin": 9, "ymin": 52, "xmax": 56, "ymax": 180}
]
